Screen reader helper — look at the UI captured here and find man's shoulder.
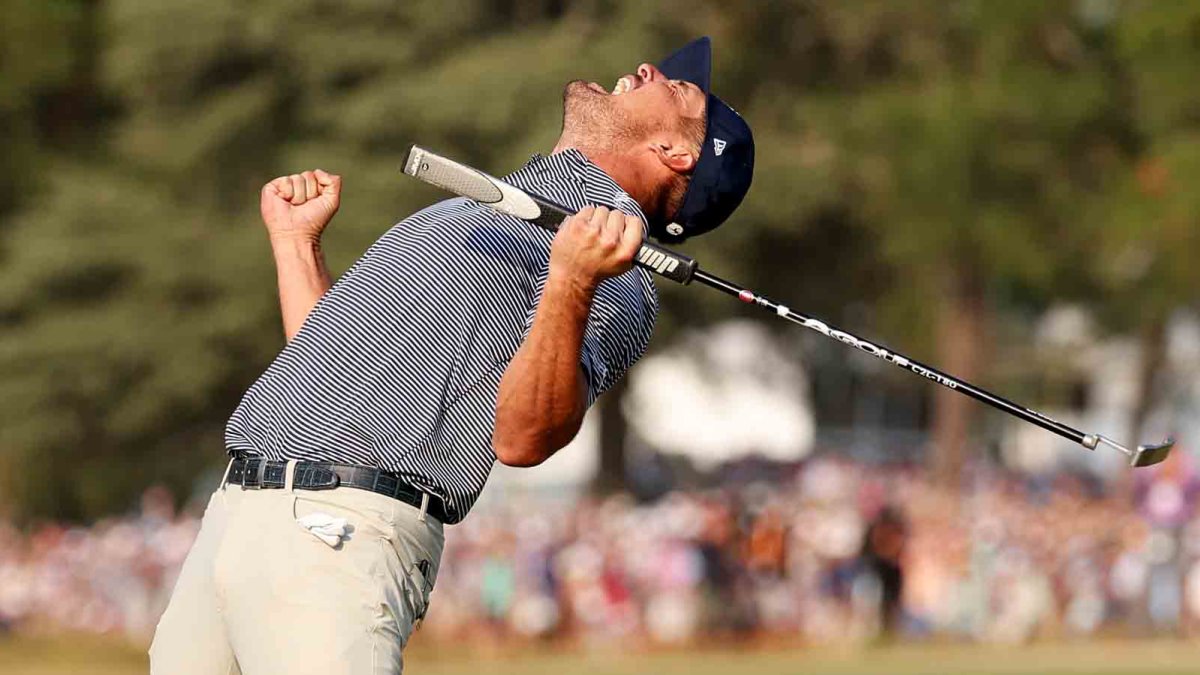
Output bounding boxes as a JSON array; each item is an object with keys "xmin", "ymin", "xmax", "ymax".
[
  {"xmin": 391, "ymin": 197, "xmax": 489, "ymax": 229},
  {"xmin": 376, "ymin": 198, "xmax": 548, "ymax": 248}
]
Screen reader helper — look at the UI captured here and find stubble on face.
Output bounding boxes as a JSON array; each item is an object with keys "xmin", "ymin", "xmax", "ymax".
[{"xmin": 560, "ymin": 80, "xmax": 656, "ymax": 154}]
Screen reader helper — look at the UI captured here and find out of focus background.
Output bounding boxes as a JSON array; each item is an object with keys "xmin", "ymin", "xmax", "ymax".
[{"xmin": 2, "ymin": 1, "xmax": 1199, "ymax": 673}]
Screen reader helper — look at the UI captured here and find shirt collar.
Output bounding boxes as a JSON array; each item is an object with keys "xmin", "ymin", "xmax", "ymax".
[{"xmin": 503, "ymin": 149, "xmax": 649, "ymax": 226}]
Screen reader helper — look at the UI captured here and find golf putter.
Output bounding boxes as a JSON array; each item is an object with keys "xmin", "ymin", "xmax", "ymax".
[{"xmin": 402, "ymin": 145, "xmax": 1175, "ymax": 468}]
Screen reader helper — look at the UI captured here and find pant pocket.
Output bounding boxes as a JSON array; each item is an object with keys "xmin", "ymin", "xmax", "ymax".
[
  {"xmin": 407, "ymin": 557, "xmax": 434, "ymax": 627},
  {"xmin": 373, "ymin": 536, "xmax": 437, "ymax": 640}
]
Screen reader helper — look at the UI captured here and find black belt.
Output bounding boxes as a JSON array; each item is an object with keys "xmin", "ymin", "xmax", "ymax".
[{"xmin": 225, "ymin": 455, "xmax": 453, "ymax": 525}]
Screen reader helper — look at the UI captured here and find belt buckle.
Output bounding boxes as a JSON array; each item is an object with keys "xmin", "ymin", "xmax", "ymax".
[{"xmin": 240, "ymin": 458, "xmax": 267, "ymax": 489}]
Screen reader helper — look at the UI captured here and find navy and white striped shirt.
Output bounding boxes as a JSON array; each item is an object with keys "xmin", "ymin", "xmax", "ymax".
[{"xmin": 225, "ymin": 150, "xmax": 658, "ymax": 523}]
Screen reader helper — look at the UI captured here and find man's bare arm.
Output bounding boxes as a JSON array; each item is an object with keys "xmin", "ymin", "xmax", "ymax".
[
  {"xmin": 493, "ymin": 206, "xmax": 642, "ymax": 467},
  {"xmin": 259, "ymin": 170, "xmax": 341, "ymax": 340},
  {"xmin": 270, "ymin": 237, "xmax": 333, "ymax": 340}
]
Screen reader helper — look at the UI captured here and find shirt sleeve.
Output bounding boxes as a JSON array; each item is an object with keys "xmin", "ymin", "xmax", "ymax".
[{"xmin": 577, "ymin": 266, "xmax": 658, "ymax": 407}]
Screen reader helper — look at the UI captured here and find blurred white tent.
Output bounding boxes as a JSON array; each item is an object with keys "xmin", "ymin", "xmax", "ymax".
[
  {"xmin": 1004, "ymin": 306, "xmax": 1199, "ymax": 476},
  {"xmin": 624, "ymin": 320, "xmax": 816, "ymax": 469},
  {"xmin": 491, "ymin": 320, "xmax": 816, "ymax": 491}
]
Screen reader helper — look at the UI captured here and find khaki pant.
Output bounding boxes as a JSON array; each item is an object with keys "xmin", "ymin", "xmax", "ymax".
[{"xmin": 150, "ymin": 461, "xmax": 444, "ymax": 675}]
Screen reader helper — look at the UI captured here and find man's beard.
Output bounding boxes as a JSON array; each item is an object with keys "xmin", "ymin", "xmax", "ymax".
[{"xmin": 560, "ymin": 80, "xmax": 654, "ymax": 153}]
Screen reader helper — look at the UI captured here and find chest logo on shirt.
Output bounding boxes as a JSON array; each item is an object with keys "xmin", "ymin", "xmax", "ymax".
[{"xmin": 637, "ymin": 247, "xmax": 680, "ymax": 276}]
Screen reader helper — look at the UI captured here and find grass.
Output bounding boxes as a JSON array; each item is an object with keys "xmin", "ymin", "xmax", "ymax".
[
  {"xmin": 0, "ymin": 634, "xmax": 147, "ymax": 675},
  {"xmin": 1, "ymin": 634, "xmax": 1198, "ymax": 675}
]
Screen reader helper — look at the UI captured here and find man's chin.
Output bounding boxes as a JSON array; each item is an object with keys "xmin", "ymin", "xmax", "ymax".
[
  {"xmin": 563, "ymin": 81, "xmax": 605, "ymax": 125},
  {"xmin": 561, "ymin": 80, "xmax": 632, "ymax": 152},
  {"xmin": 565, "ymin": 79, "xmax": 608, "ymax": 99}
]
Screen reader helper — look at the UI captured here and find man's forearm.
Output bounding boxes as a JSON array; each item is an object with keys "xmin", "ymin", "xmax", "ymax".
[
  {"xmin": 493, "ymin": 269, "xmax": 593, "ymax": 467},
  {"xmin": 271, "ymin": 236, "xmax": 333, "ymax": 341}
]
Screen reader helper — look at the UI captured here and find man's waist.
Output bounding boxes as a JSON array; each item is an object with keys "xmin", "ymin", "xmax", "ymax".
[{"xmin": 225, "ymin": 453, "xmax": 458, "ymax": 525}]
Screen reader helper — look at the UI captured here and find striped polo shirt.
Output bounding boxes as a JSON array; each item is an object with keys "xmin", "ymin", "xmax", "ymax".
[{"xmin": 224, "ymin": 150, "xmax": 659, "ymax": 523}]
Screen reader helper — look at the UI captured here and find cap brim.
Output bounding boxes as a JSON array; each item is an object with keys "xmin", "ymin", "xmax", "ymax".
[{"xmin": 657, "ymin": 36, "xmax": 712, "ymax": 95}]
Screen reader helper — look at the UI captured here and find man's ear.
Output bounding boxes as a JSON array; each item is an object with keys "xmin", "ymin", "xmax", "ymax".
[{"xmin": 651, "ymin": 137, "xmax": 698, "ymax": 177}]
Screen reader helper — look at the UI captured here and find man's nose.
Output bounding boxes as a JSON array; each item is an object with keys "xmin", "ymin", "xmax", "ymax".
[{"xmin": 636, "ymin": 63, "xmax": 665, "ymax": 82}]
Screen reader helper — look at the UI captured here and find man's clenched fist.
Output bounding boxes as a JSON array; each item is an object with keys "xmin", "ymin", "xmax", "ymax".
[
  {"xmin": 260, "ymin": 170, "xmax": 342, "ymax": 243},
  {"xmin": 549, "ymin": 206, "xmax": 643, "ymax": 289}
]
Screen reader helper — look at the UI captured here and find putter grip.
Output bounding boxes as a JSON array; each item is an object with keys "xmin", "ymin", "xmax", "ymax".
[{"xmin": 404, "ymin": 145, "xmax": 697, "ymax": 285}]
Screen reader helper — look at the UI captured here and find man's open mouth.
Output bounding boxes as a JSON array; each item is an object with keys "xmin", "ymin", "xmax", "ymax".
[
  {"xmin": 611, "ymin": 76, "xmax": 634, "ymax": 95},
  {"xmin": 585, "ymin": 75, "xmax": 639, "ymax": 96}
]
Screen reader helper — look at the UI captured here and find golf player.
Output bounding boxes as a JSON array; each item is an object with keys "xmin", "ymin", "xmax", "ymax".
[{"xmin": 150, "ymin": 36, "xmax": 753, "ymax": 674}]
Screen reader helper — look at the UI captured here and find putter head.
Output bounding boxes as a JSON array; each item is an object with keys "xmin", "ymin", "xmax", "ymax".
[
  {"xmin": 1089, "ymin": 434, "xmax": 1175, "ymax": 468},
  {"xmin": 1131, "ymin": 439, "xmax": 1175, "ymax": 468}
]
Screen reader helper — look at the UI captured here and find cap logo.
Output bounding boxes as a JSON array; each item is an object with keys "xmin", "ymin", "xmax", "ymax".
[{"xmin": 713, "ymin": 138, "xmax": 727, "ymax": 156}]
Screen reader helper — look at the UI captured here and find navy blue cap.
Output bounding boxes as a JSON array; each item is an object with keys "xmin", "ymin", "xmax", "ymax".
[{"xmin": 655, "ymin": 36, "xmax": 754, "ymax": 243}]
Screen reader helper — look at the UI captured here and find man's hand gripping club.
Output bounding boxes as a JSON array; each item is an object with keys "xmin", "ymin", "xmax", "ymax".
[{"xmin": 493, "ymin": 206, "xmax": 644, "ymax": 467}]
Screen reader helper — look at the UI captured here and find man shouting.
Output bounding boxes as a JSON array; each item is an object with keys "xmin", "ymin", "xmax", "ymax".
[{"xmin": 151, "ymin": 36, "xmax": 753, "ymax": 674}]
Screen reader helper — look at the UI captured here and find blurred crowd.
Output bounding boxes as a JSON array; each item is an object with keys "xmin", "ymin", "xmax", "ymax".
[
  {"xmin": 428, "ymin": 453, "xmax": 1200, "ymax": 646},
  {"xmin": 2, "ymin": 454, "xmax": 1200, "ymax": 646},
  {"xmin": 0, "ymin": 487, "xmax": 196, "ymax": 637}
]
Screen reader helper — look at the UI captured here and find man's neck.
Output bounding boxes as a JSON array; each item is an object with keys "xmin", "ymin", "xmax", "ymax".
[{"xmin": 551, "ymin": 139, "xmax": 663, "ymax": 220}]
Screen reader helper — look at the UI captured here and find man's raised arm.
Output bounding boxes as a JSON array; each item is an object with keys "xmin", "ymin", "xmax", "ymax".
[
  {"xmin": 493, "ymin": 206, "xmax": 643, "ymax": 467},
  {"xmin": 259, "ymin": 170, "xmax": 341, "ymax": 340}
]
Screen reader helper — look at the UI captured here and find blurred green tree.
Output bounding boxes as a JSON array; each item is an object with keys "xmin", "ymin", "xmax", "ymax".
[
  {"xmin": 689, "ymin": 1, "xmax": 1152, "ymax": 483},
  {"xmin": 2, "ymin": 0, "xmax": 1196, "ymax": 519},
  {"xmin": 820, "ymin": 2, "xmax": 1139, "ymax": 483},
  {"xmin": 1093, "ymin": 3, "xmax": 1200, "ymax": 441},
  {"xmin": 0, "ymin": 0, "xmax": 716, "ymax": 518}
]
